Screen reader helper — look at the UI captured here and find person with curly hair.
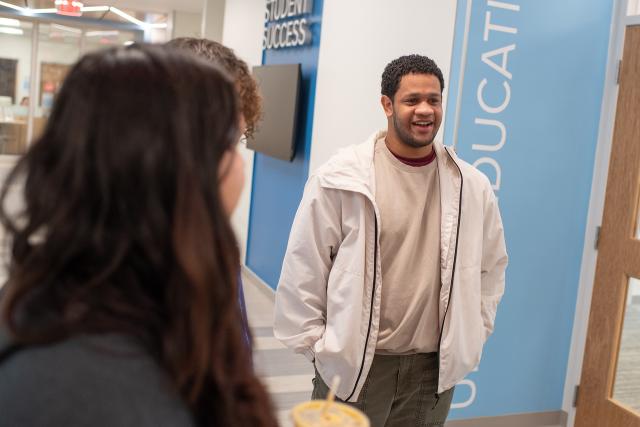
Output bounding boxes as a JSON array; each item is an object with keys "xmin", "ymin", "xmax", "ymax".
[
  {"xmin": 166, "ymin": 37, "xmax": 263, "ymax": 351},
  {"xmin": 274, "ymin": 54, "xmax": 508, "ymax": 426},
  {"xmin": 0, "ymin": 44, "xmax": 276, "ymax": 427},
  {"xmin": 167, "ymin": 37, "xmax": 262, "ymax": 139}
]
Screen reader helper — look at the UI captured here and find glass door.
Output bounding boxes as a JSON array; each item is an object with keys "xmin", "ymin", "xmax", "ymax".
[{"xmin": 0, "ymin": 17, "xmax": 34, "ymax": 155}]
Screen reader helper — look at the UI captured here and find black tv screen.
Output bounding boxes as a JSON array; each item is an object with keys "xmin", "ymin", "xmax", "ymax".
[{"xmin": 247, "ymin": 63, "xmax": 301, "ymax": 161}]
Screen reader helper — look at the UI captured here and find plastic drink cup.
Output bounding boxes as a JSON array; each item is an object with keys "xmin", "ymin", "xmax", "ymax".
[{"xmin": 291, "ymin": 400, "xmax": 370, "ymax": 427}]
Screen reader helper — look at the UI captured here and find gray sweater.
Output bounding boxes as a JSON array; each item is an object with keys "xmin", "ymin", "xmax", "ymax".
[{"xmin": 0, "ymin": 328, "xmax": 195, "ymax": 427}]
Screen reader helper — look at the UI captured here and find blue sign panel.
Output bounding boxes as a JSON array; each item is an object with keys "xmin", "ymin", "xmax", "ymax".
[
  {"xmin": 246, "ymin": 0, "xmax": 324, "ymax": 289},
  {"xmin": 444, "ymin": 0, "xmax": 613, "ymax": 418}
]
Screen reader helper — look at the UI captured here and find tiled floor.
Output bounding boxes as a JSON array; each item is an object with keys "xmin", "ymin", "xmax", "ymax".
[{"xmin": 242, "ymin": 271, "xmax": 313, "ymax": 427}]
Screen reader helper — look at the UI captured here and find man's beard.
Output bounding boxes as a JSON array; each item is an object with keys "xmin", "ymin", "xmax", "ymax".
[{"xmin": 393, "ymin": 113, "xmax": 435, "ymax": 148}]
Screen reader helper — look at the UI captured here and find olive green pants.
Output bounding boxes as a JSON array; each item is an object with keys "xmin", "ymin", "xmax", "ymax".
[{"xmin": 312, "ymin": 353, "xmax": 455, "ymax": 427}]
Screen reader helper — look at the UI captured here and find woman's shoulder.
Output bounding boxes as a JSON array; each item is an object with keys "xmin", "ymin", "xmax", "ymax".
[{"xmin": 0, "ymin": 329, "xmax": 195, "ymax": 427}]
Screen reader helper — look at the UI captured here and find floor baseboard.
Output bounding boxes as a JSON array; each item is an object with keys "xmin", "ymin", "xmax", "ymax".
[
  {"xmin": 446, "ymin": 410, "xmax": 567, "ymax": 427},
  {"xmin": 241, "ymin": 265, "xmax": 276, "ymax": 302}
]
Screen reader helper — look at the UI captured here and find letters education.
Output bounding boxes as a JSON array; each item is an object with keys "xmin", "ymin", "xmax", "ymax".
[{"xmin": 473, "ymin": 0, "xmax": 520, "ymax": 193}]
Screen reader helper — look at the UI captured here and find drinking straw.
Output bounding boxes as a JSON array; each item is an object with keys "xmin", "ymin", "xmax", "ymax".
[{"xmin": 322, "ymin": 376, "xmax": 341, "ymax": 418}]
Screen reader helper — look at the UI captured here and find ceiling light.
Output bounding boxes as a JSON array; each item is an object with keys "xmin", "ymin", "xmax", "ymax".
[
  {"xmin": 51, "ymin": 23, "xmax": 82, "ymax": 34},
  {"xmin": 0, "ymin": 17, "xmax": 20, "ymax": 27},
  {"xmin": 0, "ymin": 27, "xmax": 24, "ymax": 35},
  {"xmin": 81, "ymin": 5, "xmax": 109, "ymax": 12},
  {"xmin": 0, "ymin": 1, "xmax": 23, "ymax": 11},
  {"xmin": 86, "ymin": 30, "xmax": 119, "ymax": 37},
  {"xmin": 0, "ymin": 1, "xmax": 167, "ymax": 30}
]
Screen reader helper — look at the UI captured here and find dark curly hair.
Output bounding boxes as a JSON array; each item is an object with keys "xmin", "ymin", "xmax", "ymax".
[
  {"xmin": 167, "ymin": 38, "xmax": 262, "ymax": 138},
  {"xmin": 381, "ymin": 54, "xmax": 445, "ymax": 99}
]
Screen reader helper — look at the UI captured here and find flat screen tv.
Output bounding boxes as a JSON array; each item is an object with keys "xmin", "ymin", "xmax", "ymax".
[{"xmin": 246, "ymin": 63, "xmax": 301, "ymax": 161}]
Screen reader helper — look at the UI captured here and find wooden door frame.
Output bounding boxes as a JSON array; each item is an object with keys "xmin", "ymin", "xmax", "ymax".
[
  {"xmin": 574, "ymin": 24, "xmax": 640, "ymax": 426},
  {"xmin": 563, "ymin": 0, "xmax": 640, "ymax": 425}
]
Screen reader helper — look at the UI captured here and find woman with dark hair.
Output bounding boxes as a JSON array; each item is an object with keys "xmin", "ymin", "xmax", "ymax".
[{"xmin": 0, "ymin": 44, "xmax": 276, "ymax": 427}]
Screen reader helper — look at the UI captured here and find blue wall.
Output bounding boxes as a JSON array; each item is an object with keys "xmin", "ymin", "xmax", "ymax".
[
  {"xmin": 246, "ymin": 2, "xmax": 324, "ymax": 289},
  {"xmin": 444, "ymin": 0, "xmax": 613, "ymax": 419}
]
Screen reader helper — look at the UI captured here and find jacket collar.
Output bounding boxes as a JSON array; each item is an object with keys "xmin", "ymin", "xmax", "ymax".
[{"xmin": 317, "ymin": 129, "xmax": 461, "ymax": 197}]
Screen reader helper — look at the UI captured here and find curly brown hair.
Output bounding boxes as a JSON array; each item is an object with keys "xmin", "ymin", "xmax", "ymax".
[{"xmin": 167, "ymin": 38, "xmax": 262, "ymax": 138}]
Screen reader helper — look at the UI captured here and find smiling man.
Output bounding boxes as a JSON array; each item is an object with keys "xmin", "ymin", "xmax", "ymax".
[{"xmin": 274, "ymin": 55, "xmax": 508, "ymax": 427}]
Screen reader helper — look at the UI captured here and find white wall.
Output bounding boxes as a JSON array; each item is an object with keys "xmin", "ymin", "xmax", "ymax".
[
  {"xmin": 202, "ymin": 0, "xmax": 227, "ymax": 42},
  {"xmin": 309, "ymin": 0, "xmax": 458, "ymax": 174},
  {"xmin": 221, "ymin": 0, "xmax": 265, "ymax": 261},
  {"xmin": 171, "ymin": 10, "xmax": 202, "ymax": 39}
]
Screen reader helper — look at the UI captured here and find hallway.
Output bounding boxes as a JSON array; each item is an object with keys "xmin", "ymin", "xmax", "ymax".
[{"xmin": 243, "ymin": 269, "xmax": 314, "ymax": 427}]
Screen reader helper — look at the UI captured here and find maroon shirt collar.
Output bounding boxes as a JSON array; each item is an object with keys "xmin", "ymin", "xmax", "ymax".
[{"xmin": 388, "ymin": 146, "xmax": 437, "ymax": 167}]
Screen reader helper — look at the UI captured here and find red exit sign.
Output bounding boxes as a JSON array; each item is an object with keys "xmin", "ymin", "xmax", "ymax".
[{"xmin": 55, "ymin": 0, "xmax": 84, "ymax": 16}]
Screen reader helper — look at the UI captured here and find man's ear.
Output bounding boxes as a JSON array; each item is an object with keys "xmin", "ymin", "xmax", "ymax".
[{"xmin": 381, "ymin": 95, "xmax": 393, "ymax": 118}]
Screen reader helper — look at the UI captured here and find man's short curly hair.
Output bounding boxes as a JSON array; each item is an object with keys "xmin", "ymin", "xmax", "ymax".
[
  {"xmin": 381, "ymin": 55, "xmax": 445, "ymax": 100},
  {"xmin": 167, "ymin": 37, "xmax": 262, "ymax": 138}
]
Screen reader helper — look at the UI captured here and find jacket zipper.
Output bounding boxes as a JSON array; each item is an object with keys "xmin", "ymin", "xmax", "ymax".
[
  {"xmin": 434, "ymin": 148, "xmax": 464, "ymax": 406},
  {"xmin": 345, "ymin": 214, "xmax": 378, "ymax": 401}
]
